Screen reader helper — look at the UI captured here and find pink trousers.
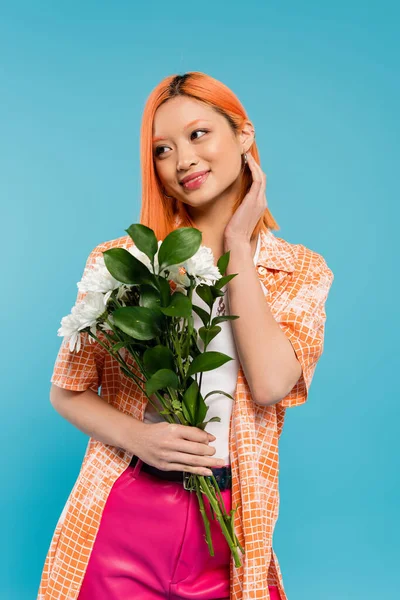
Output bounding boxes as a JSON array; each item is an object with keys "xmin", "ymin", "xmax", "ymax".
[{"xmin": 78, "ymin": 457, "xmax": 281, "ymax": 600}]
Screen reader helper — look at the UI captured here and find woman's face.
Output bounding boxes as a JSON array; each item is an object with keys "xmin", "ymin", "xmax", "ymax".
[{"xmin": 152, "ymin": 96, "xmax": 253, "ymax": 215}]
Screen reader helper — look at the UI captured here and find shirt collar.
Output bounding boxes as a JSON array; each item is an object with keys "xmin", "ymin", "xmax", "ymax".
[{"xmin": 256, "ymin": 229, "xmax": 296, "ymax": 273}]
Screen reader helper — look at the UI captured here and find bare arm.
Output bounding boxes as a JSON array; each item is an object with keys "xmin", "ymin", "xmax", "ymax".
[
  {"xmin": 50, "ymin": 384, "xmax": 144, "ymax": 454},
  {"xmin": 49, "ymin": 384, "xmax": 222, "ymax": 475},
  {"xmin": 224, "ymin": 238, "xmax": 302, "ymax": 406}
]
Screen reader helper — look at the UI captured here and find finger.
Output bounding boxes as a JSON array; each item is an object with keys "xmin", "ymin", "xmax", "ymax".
[
  {"xmin": 246, "ymin": 153, "xmax": 263, "ymax": 182},
  {"xmin": 180, "ymin": 452, "xmax": 225, "ymax": 468},
  {"xmin": 174, "ymin": 439, "xmax": 218, "ymax": 456},
  {"xmin": 166, "ymin": 452, "xmax": 224, "ymax": 470},
  {"xmin": 243, "ymin": 168, "xmax": 262, "ymax": 203},
  {"xmin": 247, "ymin": 154, "xmax": 267, "ymax": 200},
  {"xmin": 166, "ymin": 463, "xmax": 214, "ymax": 476},
  {"xmin": 248, "ymin": 153, "xmax": 267, "ymax": 190},
  {"xmin": 245, "ymin": 156, "xmax": 264, "ymax": 203},
  {"xmin": 259, "ymin": 172, "xmax": 267, "ymax": 200},
  {"xmin": 180, "ymin": 425, "xmax": 214, "ymax": 444},
  {"xmin": 249, "ymin": 154, "xmax": 267, "ymax": 193}
]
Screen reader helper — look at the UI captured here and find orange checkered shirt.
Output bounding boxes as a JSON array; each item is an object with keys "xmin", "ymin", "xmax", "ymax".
[{"xmin": 37, "ymin": 227, "xmax": 334, "ymax": 600}]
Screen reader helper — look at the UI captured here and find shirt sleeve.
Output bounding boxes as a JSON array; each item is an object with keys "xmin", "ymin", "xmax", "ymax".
[
  {"xmin": 275, "ymin": 251, "xmax": 334, "ymax": 408},
  {"xmin": 50, "ymin": 244, "xmax": 107, "ymax": 392}
]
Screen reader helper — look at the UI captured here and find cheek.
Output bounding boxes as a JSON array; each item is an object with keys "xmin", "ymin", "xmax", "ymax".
[
  {"xmin": 203, "ymin": 139, "xmax": 226, "ymax": 162},
  {"xmin": 205, "ymin": 138, "xmax": 240, "ymax": 172},
  {"xmin": 209, "ymin": 150, "xmax": 241, "ymax": 182},
  {"xmin": 154, "ymin": 163, "xmax": 171, "ymax": 187}
]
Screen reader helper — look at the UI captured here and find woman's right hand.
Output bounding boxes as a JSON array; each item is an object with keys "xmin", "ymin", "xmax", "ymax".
[{"xmin": 133, "ymin": 421, "xmax": 226, "ymax": 476}]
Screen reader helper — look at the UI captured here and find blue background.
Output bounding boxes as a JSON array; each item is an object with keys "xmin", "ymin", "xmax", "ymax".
[{"xmin": 2, "ymin": 1, "xmax": 398, "ymax": 598}]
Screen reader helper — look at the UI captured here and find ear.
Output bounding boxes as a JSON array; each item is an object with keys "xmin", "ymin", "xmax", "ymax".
[{"xmin": 239, "ymin": 120, "xmax": 256, "ymax": 153}]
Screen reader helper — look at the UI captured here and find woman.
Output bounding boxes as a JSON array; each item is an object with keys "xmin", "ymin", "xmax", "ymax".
[{"xmin": 38, "ymin": 71, "xmax": 334, "ymax": 600}]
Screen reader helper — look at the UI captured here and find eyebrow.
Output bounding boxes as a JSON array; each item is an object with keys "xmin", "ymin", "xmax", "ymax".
[{"xmin": 152, "ymin": 119, "xmax": 211, "ymax": 142}]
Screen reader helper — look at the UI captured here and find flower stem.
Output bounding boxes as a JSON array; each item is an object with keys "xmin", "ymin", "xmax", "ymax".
[
  {"xmin": 195, "ymin": 475, "xmax": 243, "ymax": 567},
  {"xmin": 194, "ymin": 477, "xmax": 215, "ymax": 556}
]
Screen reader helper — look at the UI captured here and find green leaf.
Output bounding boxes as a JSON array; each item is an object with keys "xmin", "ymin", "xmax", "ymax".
[
  {"xmin": 187, "ymin": 351, "xmax": 233, "ymax": 377},
  {"xmin": 196, "ymin": 400, "xmax": 208, "ymax": 426},
  {"xmin": 192, "ymin": 304, "xmax": 210, "ymax": 327},
  {"xmin": 158, "ymin": 227, "xmax": 202, "ymax": 272},
  {"xmin": 203, "ymin": 390, "xmax": 235, "ymax": 401},
  {"xmin": 210, "ymin": 286, "xmax": 225, "ymax": 299},
  {"xmin": 171, "ymin": 397, "xmax": 183, "ymax": 411},
  {"xmin": 189, "ymin": 335, "xmax": 201, "ymax": 359},
  {"xmin": 143, "ymin": 345, "xmax": 175, "ymax": 376},
  {"xmin": 214, "ymin": 273, "xmax": 238, "ymax": 290},
  {"xmin": 195, "ymin": 283, "xmax": 214, "ymax": 308},
  {"xmin": 159, "ymin": 409, "xmax": 173, "ymax": 417},
  {"xmin": 110, "ymin": 340, "xmax": 133, "ymax": 353},
  {"xmin": 139, "ymin": 284, "xmax": 161, "ymax": 309},
  {"xmin": 158, "ymin": 276, "xmax": 172, "ymax": 307},
  {"xmin": 125, "ymin": 224, "xmax": 158, "ymax": 264},
  {"xmin": 159, "ymin": 292, "xmax": 192, "ymax": 318},
  {"xmin": 197, "ymin": 415, "xmax": 221, "ymax": 429},
  {"xmin": 217, "ymin": 250, "xmax": 230, "ymax": 276},
  {"xmin": 103, "ymin": 248, "xmax": 155, "ymax": 286},
  {"xmin": 199, "ymin": 325, "xmax": 221, "ymax": 346},
  {"xmin": 182, "ymin": 379, "xmax": 207, "ymax": 425},
  {"xmin": 113, "ymin": 306, "xmax": 163, "ymax": 340},
  {"xmin": 211, "ymin": 314, "xmax": 239, "ymax": 326},
  {"xmin": 145, "ymin": 368, "xmax": 179, "ymax": 396},
  {"xmin": 181, "ymin": 401, "xmax": 192, "ymax": 424}
]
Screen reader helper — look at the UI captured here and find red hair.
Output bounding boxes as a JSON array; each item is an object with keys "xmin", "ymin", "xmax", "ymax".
[{"xmin": 139, "ymin": 71, "xmax": 280, "ymax": 241}]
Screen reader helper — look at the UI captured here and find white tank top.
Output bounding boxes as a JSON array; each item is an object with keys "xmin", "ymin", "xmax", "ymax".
[{"xmin": 143, "ymin": 233, "xmax": 266, "ymax": 465}]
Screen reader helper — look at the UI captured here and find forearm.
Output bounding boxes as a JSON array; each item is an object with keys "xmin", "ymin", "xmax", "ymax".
[
  {"xmin": 50, "ymin": 385, "xmax": 144, "ymax": 454},
  {"xmin": 223, "ymin": 237, "xmax": 301, "ymax": 405}
]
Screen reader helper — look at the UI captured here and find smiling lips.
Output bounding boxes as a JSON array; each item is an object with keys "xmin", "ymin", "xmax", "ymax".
[{"xmin": 180, "ymin": 170, "xmax": 211, "ymax": 190}]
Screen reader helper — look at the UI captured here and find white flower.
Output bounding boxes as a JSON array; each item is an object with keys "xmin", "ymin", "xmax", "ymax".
[
  {"xmin": 114, "ymin": 283, "xmax": 131, "ymax": 305},
  {"xmin": 57, "ymin": 312, "xmax": 84, "ymax": 352},
  {"xmin": 99, "ymin": 313, "xmax": 115, "ymax": 332},
  {"xmin": 77, "ymin": 254, "xmax": 125, "ymax": 305},
  {"xmin": 167, "ymin": 245, "xmax": 221, "ymax": 288},
  {"xmin": 128, "ymin": 240, "xmax": 221, "ymax": 289},
  {"xmin": 58, "ymin": 291, "xmax": 107, "ymax": 352},
  {"xmin": 127, "ymin": 240, "xmax": 163, "ymax": 273}
]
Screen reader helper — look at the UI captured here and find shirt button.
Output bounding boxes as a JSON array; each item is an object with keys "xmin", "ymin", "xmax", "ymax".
[{"xmin": 257, "ymin": 266, "xmax": 267, "ymax": 275}]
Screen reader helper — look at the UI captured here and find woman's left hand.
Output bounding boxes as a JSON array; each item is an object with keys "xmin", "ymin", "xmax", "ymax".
[{"xmin": 223, "ymin": 153, "xmax": 268, "ymax": 243}]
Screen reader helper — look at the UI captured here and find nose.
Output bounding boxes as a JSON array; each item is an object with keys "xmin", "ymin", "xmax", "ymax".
[{"xmin": 176, "ymin": 155, "xmax": 198, "ymax": 172}]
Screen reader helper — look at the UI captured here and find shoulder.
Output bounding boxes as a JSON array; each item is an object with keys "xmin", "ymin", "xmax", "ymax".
[
  {"xmin": 79, "ymin": 235, "xmax": 134, "ymax": 272},
  {"xmin": 264, "ymin": 229, "xmax": 334, "ymax": 283},
  {"xmin": 89, "ymin": 234, "xmax": 134, "ymax": 257}
]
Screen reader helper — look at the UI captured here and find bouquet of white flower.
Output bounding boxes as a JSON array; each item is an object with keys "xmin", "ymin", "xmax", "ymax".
[{"xmin": 57, "ymin": 223, "xmax": 244, "ymax": 566}]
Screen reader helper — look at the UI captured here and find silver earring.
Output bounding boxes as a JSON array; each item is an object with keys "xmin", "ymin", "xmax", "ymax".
[{"xmin": 243, "ymin": 153, "xmax": 248, "ymax": 164}]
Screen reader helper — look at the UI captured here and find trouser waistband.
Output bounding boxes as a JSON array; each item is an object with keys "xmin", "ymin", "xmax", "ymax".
[{"xmin": 129, "ymin": 455, "xmax": 232, "ymax": 491}]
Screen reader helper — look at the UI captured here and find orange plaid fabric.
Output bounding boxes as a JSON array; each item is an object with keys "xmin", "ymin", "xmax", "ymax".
[{"xmin": 38, "ymin": 228, "xmax": 334, "ymax": 600}]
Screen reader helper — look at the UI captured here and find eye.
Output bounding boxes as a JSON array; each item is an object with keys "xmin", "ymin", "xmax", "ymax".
[
  {"xmin": 154, "ymin": 129, "xmax": 209, "ymax": 157},
  {"xmin": 191, "ymin": 128, "xmax": 208, "ymax": 140}
]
